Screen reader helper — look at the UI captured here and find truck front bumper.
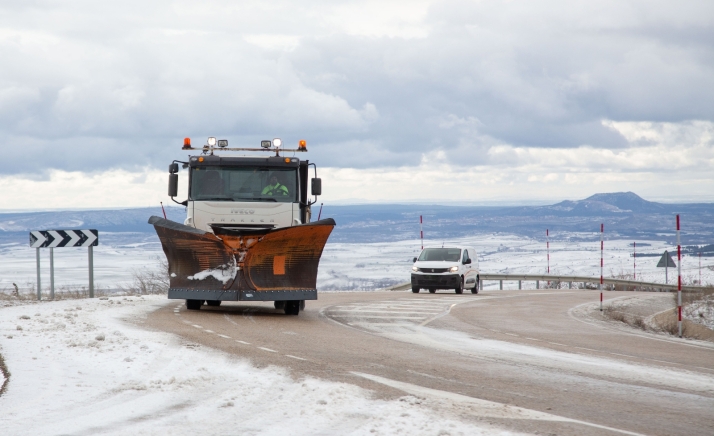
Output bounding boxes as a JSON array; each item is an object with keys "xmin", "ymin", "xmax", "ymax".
[{"xmin": 168, "ymin": 288, "xmax": 317, "ymax": 301}]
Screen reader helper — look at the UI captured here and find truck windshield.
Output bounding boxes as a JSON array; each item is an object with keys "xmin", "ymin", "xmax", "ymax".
[
  {"xmin": 190, "ymin": 166, "xmax": 298, "ymax": 203},
  {"xmin": 418, "ymin": 248, "xmax": 462, "ymax": 262}
]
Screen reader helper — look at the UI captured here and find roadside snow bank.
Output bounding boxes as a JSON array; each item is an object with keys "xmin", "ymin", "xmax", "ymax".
[
  {"xmin": 684, "ymin": 297, "xmax": 714, "ymax": 330},
  {"xmin": 0, "ymin": 296, "xmax": 520, "ymax": 435}
]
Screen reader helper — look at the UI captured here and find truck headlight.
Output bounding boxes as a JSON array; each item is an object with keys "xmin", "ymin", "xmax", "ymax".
[
  {"xmin": 449, "ymin": 266, "xmax": 458, "ymax": 272},
  {"xmin": 412, "ymin": 266, "xmax": 418, "ymax": 272}
]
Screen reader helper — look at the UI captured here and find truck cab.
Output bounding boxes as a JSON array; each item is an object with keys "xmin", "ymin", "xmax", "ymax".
[{"xmin": 183, "ymin": 155, "xmax": 314, "ymax": 233}]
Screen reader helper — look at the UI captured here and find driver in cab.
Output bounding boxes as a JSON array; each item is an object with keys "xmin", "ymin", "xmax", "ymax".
[{"xmin": 262, "ymin": 174, "xmax": 288, "ymax": 197}]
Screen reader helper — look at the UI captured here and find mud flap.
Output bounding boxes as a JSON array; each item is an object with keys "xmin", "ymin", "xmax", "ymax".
[{"xmin": 148, "ymin": 216, "xmax": 335, "ymax": 300}]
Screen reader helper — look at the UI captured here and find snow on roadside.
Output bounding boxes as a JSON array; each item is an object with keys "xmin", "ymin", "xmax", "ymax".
[
  {"xmin": 0, "ymin": 296, "xmax": 522, "ymax": 436},
  {"xmin": 684, "ymin": 297, "xmax": 714, "ymax": 330}
]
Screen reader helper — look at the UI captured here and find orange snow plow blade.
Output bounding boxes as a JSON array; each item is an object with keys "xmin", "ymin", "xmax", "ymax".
[{"xmin": 148, "ymin": 216, "xmax": 335, "ymax": 301}]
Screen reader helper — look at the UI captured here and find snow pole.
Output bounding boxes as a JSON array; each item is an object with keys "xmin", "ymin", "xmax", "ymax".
[
  {"xmin": 677, "ymin": 215, "xmax": 682, "ymax": 338},
  {"xmin": 547, "ymin": 229, "xmax": 550, "ymax": 286},
  {"xmin": 420, "ymin": 215, "xmax": 424, "ymax": 250},
  {"xmin": 700, "ymin": 252, "xmax": 702, "ymax": 286},
  {"xmin": 600, "ymin": 223, "xmax": 604, "ymax": 312},
  {"xmin": 546, "ymin": 229, "xmax": 550, "ymax": 274},
  {"xmin": 633, "ymin": 241, "xmax": 636, "ymax": 280}
]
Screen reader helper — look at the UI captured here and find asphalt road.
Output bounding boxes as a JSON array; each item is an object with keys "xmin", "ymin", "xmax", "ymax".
[{"xmin": 141, "ymin": 289, "xmax": 714, "ymax": 436}]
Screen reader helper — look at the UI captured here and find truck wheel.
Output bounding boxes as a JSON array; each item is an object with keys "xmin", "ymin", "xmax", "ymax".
[
  {"xmin": 186, "ymin": 299, "xmax": 203, "ymax": 310},
  {"xmin": 274, "ymin": 301, "xmax": 286, "ymax": 310},
  {"xmin": 471, "ymin": 276, "xmax": 479, "ymax": 294},
  {"xmin": 206, "ymin": 300, "xmax": 221, "ymax": 307},
  {"xmin": 428, "ymin": 289, "xmax": 436, "ymax": 294},
  {"xmin": 284, "ymin": 300, "xmax": 300, "ymax": 315},
  {"xmin": 412, "ymin": 287, "xmax": 420, "ymax": 293},
  {"xmin": 455, "ymin": 277, "xmax": 464, "ymax": 294}
]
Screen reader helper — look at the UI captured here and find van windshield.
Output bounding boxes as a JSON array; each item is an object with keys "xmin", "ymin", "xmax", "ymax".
[
  {"xmin": 418, "ymin": 248, "xmax": 462, "ymax": 262},
  {"xmin": 190, "ymin": 166, "xmax": 297, "ymax": 203}
]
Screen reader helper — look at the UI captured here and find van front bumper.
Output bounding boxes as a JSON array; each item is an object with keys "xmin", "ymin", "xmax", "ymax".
[{"xmin": 411, "ymin": 273, "xmax": 460, "ymax": 289}]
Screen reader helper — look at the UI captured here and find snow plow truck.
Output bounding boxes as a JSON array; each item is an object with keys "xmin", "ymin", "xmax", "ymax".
[{"xmin": 148, "ymin": 137, "xmax": 335, "ymax": 315}]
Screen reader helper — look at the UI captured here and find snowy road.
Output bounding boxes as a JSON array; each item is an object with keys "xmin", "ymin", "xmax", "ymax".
[
  {"xmin": 144, "ymin": 289, "xmax": 714, "ymax": 436},
  {"xmin": 2, "ymin": 289, "xmax": 713, "ymax": 435}
]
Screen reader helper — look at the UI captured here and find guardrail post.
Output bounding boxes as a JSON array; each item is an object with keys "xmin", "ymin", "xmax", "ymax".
[
  {"xmin": 536, "ymin": 280, "xmax": 539, "ymax": 289},
  {"xmin": 568, "ymin": 281, "xmax": 572, "ymax": 289},
  {"xmin": 518, "ymin": 280, "xmax": 521, "ymax": 290},
  {"xmin": 499, "ymin": 280, "xmax": 503, "ymax": 290},
  {"xmin": 480, "ymin": 279, "xmax": 483, "ymax": 291}
]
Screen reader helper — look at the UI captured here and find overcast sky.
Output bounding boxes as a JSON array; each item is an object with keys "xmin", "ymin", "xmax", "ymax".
[{"xmin": 1, "ymin": 0, "xmax": 713, "ymax": 210}]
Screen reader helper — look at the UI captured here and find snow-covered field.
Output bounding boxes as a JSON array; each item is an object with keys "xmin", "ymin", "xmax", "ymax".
[
  {"xmin": 2, "ymin": 232, "xmax": 712, "ymax": 294},
  {"xmin": 0, "ymin": 295, "xmax": 522, "ymax": 435}
]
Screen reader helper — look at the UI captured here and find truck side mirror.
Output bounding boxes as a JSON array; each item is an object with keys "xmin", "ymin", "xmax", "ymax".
[
  {"xmin": 169, "ymin": 163, "xmax": 179, "ymax": 174},
  {"xmin": 168, "ymin": 174, "xmax": 178, "ymax": 197},
  {"xmin": 311, "ymin": 178, "xmax": 322, "ymax": 196}
]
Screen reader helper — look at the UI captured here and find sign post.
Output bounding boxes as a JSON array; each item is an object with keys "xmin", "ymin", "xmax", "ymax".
[
  {"xmin": 656, "ymin": 251, "xmax": 676, "ymax": 284},
  {"xmin": 36, "ymin": 248, "xmax": 42, "ymax": 300},
  {"xmin": 50, "ymin": 247, "xmax": 55, "ymax": 300},
  {"xmin": 30, "ymin": 229, "xmax": 99, "ymax": 300}
]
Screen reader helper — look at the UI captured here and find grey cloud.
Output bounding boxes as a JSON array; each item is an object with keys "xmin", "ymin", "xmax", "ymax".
[{"xmin": 0, "ymin": 0, "xmax": 712, "ymax": 175}]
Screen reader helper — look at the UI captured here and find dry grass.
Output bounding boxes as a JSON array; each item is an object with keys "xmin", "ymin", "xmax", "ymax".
[
  {"xmin": 117, "ymin": 257, "xmax": 170, "ymax": 296},
  {"xmin": 0, "ymin": 351, "xmax": 9, "ymax": 397},
  {"xmin": 0, "ymin": 257, "xmax": 169, "ymax": 302},
  {"xmin": 603, "ymin": 305, "xmax": 648, "ymax": 330}
]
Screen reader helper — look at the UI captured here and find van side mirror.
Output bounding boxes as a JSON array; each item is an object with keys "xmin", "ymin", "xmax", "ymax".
[
  {"xmin": 168, "ymin": 174, "xmax": 178, "ymax": 197},
  {"xmin": 311, "ymin": 178, "xmax": 322, "ymax": 196},
  {"xmin": 413, "ymin": 257, "xmax": 417, "ymax": 263},
  {"xmin": 464, "ymin": 258, "xmax": 471, "ymax": 265}
]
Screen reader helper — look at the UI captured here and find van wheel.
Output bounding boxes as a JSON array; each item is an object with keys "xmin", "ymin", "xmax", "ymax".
[
  {"xmin": 428, "ymin": 289, "xmax": 436, "ymax": 294},
  {"xmin": 412, "ymin": 287, "xmax": 420, "ymax": 293},
  {"xmin": 455, "ymin": 277, "xmax": 464, "ymax": 294},
  {"xmin": 472, "ymin": 276, "xmax": 479, "ymax": 294}
]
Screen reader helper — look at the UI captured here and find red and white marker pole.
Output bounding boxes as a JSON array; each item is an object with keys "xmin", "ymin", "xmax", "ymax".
[
  {"xmin": 546, "ymin": 229, "xmax": 550, "ymax": 274},
  {"xmin": 600, "ymin": 223, "xmax": 604, "ymax": 312},
  {"xmin": 677, "ymin": 215, "xmax": 682, "ymax": 338},
  {"xmin": 633, "ymin": 241, "xmax": 636, "ymax": 280},
  {"xmin": 420, "ymin": 215, "xmax": 424, "ymax": 250}
]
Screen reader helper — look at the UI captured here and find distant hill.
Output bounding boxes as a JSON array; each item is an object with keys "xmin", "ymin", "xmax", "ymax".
[{"xmin": 1, "ymin": 193, "xmax": 712, "ymax": 245}]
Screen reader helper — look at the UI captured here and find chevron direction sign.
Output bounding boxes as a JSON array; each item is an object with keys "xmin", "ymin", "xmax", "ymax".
[{"xmin": 29, "ymin": 230, "xmax": 99, "ymax": 248}]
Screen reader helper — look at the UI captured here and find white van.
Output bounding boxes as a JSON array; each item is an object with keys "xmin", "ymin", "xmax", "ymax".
[{"xmin": 411, "ymin": 246, "xmax": 479, "ymax": 294}]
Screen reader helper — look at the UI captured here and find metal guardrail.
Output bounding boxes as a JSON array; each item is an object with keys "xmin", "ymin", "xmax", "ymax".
[{"xmin": 386, "ymin": 274, "xmax": 704, "ymax": 292}]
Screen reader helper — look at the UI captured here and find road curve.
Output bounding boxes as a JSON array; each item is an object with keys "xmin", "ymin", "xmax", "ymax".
[{"xmin": 140, "ymin": 289, "xmax": 714, "ymax": 436}]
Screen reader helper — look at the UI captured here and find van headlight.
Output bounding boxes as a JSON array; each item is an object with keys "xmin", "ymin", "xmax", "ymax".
[
  {"xmin": 449, "ymin": 266, "xmax": 459, "ymax": 273},
  {"xmin": 412, "ymin": 266, "xmax": 418, "ymax": 272}
]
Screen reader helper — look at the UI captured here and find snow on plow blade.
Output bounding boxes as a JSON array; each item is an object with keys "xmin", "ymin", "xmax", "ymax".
[{"xmin": 148, "ymin": 216, "xmax": 335, "ymax": 300}]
